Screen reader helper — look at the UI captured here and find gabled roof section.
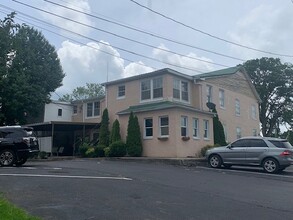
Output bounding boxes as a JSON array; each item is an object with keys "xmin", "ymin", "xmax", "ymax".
[
  {"xmin": 103, "ymin": 68, "xmax": 193, "ymax": 86},
  {"xmin": 193, "ymin": 66, "xmax": 241, "ymax": 79},
  {"xmin": 71, "ymin": 95, "xmax": 105, "ymax": 104},
  {"xmin": 117, "ymin": 100, "xmax": 214, "ymax": 116}
]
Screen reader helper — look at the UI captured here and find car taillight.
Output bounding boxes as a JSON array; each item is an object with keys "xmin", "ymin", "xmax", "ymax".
[{"xmin": 280, "ymin": 150, "xmax": 292, "ymax": 156}]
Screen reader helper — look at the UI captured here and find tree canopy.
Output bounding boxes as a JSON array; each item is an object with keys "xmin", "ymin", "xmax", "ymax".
[
  {"xmin": 0, "ymin": 13, "xmax": 65, "ymax": 125},
  {"xmin": 243, "ymin": 57, "xmax": 293, "ymax": 136},
  {"xmin": 59, "ymin": 83, "xmax": 105, "ymax": 102}
]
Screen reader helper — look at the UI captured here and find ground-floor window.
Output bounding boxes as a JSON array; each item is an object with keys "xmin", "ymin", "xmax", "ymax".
[
  {"xmin": 236, "ymin": 127, "xmax": 242, "ymax": 139},
  {"xmin": 144, "ymin": 118, "xmax": 153, "ymax": 138},
  {"xmin": 159, "ymin": 116, "xmax": 169, "ymax": 136},
  {"xmin": 193, "ymin": 118, "xmax": 199, "ymax": 138},
  {"xmin": 181, "ymin": 116, "xmax": 188, "ymax": 136},
  {"xmin": 203, "ymin": 120, "xmax": 209, "ymax": 139}
]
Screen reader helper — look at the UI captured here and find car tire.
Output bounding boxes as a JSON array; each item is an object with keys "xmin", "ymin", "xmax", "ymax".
[
  {"xmin": 208, "ymin": 154, "xmax": 222, "ymax": 168},
  {"xmin": 262, "ymin": 158, "xmax": 279, "ymax": 174},
  {"xmin": 15, "ymin": 157, "xmax": 28, "ymax": 166},
  {"xmin": 0, "ymin": 149, "xmax": 16, "ymax": 166}
]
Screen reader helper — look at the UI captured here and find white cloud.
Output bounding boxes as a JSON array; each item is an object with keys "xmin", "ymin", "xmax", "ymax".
[
  {"xmin": 56, "ymin": 40, "xmax": 125, "ymax": 95},
  {"xmin": 42, "ymin": 0, "xmax": 93, "ymax": 36},
  {"xmin": 152, "ymin": 44, "xmax": 215, "ymax": 75},
  {"xmin": 228, "ymin": 4, "xmax": 293, "ymax": 62},
  {"xmin": 123, "ymin": 62, "xmax": 154, "ymax": 78}
]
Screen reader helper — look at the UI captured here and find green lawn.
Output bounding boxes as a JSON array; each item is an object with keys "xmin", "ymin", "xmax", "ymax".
[{"xmin": 0, "ymin": 195, "xmax": 40, "ymax": 220}]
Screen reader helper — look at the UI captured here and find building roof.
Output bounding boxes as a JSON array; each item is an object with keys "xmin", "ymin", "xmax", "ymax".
[
  {"xmin": 117, "ymin": 100, "xmax": 214, "ymax": 116},
  {"xmin": 103, "ymin": 68, "xmax": 193, "ymax": 86},
  {"xmin": 193, "ymin": 66, "xmax": 241, "ymax": 79}
]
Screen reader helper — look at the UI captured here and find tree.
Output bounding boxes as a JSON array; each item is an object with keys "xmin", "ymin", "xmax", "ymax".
[
  {"xmin": 286, "ymin": 130, "xmax": 293, "ymax": 146},
  {"xmin": 0, "ymin": 13, "xmax": 65, "ymax": 125},
  {"xmin": 98, "ymin": 108, "xmax": 110, "ymax": 147},
  {"xmin": 212, "ymin": 107, "xmax": 227, "ymax": 146},
  {"xmin": 110, "ymin": 119, "xmax": 121, "ymax": 144},
  {"xmin": 243, "ymin": 57, "xmax": 293, "ymax": 136},
  {"xmin": 59, "ymin": 83, "xmax": 105, "ymax": 101},
  {"xmin": 126, "ymin": 112, "xmax": 142, "ymax": 156}
]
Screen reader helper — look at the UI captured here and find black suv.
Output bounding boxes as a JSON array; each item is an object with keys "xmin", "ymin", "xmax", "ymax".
[{"xmin": 0, "ymin": 126, "xmax": 39, "ymax": 166}]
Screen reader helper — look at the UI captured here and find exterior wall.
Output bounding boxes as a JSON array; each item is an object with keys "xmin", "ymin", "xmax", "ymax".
[
  {"xmin": 201, "ymin": 71, "xmax": 260, "ymax": 142},
  {"xmin": 71, "ymin": 99, "xmax": 106, "ymax": 123},
  {"xmin": 118, "ymin": 109, "xmax": 213, "ymax": 157},
  {"xmin": 44, "ymin": 102, "xmax": 72, "ymax": 122}
]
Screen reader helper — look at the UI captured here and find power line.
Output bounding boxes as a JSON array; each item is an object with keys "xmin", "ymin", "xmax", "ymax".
[
  {"xmin": 0, "ymin": 5, "xmax": 206, "ymax": 73},
  {"xmin": 130, "ymin": 0, "xmax": 293, "ymax": 58},
  {"xmin": 43, "ymin": 0, "xmax": 242, "ymax": 64},
  {"xmin": 12, "ymin": 0, "xmax": 231, "ymax": 69}
]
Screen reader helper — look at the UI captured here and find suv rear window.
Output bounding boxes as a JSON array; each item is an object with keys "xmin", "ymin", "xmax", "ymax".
[{"xmin": 269, "ymin": 140, "xmax": 293, "ymax": 149}]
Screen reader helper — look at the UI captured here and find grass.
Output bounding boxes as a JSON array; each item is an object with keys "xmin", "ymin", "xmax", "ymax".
[{"xmin": 0, "ymin": 195, "xmax": 40, "ymax": 220}]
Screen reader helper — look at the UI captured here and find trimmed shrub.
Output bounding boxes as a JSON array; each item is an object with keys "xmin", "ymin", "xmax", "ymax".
[
  {"xmin": 94, "ymin": 145, "xmax": 106, "ymax": 157},
  {"xmin": 200, "ymin": 144, "xmax": 220, "ymax": 157},
  {"xmin": 104, "ymin": 147, "xmax": 111, "ymax": 157},
  {"xmin": 85, "ymin": 147, "xmax": 95, "ymax": 157},
  {"xmin": 126, "ymin": 112, "xmax": 142, "ymax": 157},
  {"xmin": 110, "ymin": 119, "xmax": 121, "ymax": 144},
  {"xmin": 212, "ymin": 107, "xmax": 227, "ymax": 146},
  {"xmin": 98, "ymin": 108, "xmax": 110, "ymax": 147},
  {"xmin": 109, "ymin": 141, "xmax": 126, "ymax": 157}
]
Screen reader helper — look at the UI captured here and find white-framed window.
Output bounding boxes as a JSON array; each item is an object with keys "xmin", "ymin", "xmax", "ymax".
[
  {"xmin": 144, "ymin": 118, "xmax": 153, "ymax": 138},
  {"xmin": 141, "ymin": 77, "xmax": 163, "ymax": 101},
  {"xmin": 252, "ymin": 129, "xmax": 257, "ymax": 136},
  {"xmin": 173, "ymin": 78, "xmax": 189, "ymax": 102},
  {"xmin": 235, "ymin": 99, "xmax": 240, "ymax": 116},
  {"xmin": 181, "ymin": 116, "xmax": 188, "ymax": 137},
  {"xmin": 251, "ymin": 104, "xmax": 257, "ymax": 120},
  {"xmin": 86, "ymin": 101, "xmax": 100, "ymax": 118},
  {"xmin": 159, "ymin": 116, "xmax": 169, "ymax": 137},
  {"xmin": 193, "ymin": 118, "xmax": 199, "ymax": 138},
  {"xmin": 73, "ymin": 105, "xmax": 77, "ymax": 115},
  {"xmin": 117, "ymin": 85, "xmax": 125, "ymax": 98},
  {"xmin": 223, "ymin": 124, "xmax": 227, "ymax": 142},
  {"xmin": 206, "ymin": 85, "xmax": 212, "ymax": 103},
  {"xmin": 203, "ymin": 120, "xmax": 209, "ymax": 139},
  {"xmin": 58, "ymin": 108, "xmax": 62, "ymax": 117},
  {"xmin": 219, "ymin": 89, "xmax": 225, "ymax": 108},
  {"xmin": 236, "ymin": 127, "xmax": 242, "ymax": 139}
]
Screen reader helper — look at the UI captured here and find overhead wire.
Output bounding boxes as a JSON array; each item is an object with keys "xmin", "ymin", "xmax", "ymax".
[
  {"xmin": 130, "ymin": 0, "xmax": 293, "ymax": 58},
  {"xmin": 0, "ymin": 4, "xmax": 206, "ymax": 73},
  {"xmin": 12, "ymin": 0, "xmax": 230, "ymax": 70},
  {"xmin": 43, "ymin": 0, "xmax": 243, "ymax": 64}
]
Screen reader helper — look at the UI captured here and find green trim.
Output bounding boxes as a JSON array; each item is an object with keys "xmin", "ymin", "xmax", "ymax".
[{"xmin": 194, "ymin": 66, "xmax": 241, "ymax": 79}]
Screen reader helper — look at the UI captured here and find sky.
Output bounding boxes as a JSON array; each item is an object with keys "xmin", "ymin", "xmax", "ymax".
[{"xmin": 1, "ymin": 0, "xmax": 293, "ymax": 99}]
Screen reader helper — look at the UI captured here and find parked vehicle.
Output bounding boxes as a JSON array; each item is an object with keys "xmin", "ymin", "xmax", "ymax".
[
  {"xmin": 0, "ymin": 126, "xmax": 39, "ymax": 166},
  {"xmin": 206, "ymin": 137, "xmax": 293, "ymax": 173}
]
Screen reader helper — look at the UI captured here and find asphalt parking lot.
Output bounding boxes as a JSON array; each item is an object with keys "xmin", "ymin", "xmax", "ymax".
[{"xmin": 0, "ymin": 159, "xmax": 293, "ymax": 220}]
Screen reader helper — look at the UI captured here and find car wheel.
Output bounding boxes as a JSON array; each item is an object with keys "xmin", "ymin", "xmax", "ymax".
[
  {"xmin": 0, "ymin": 149, "xmax": 15, "ymax": 166},
  {"xmin": 208, "ymin": 154, "xmax": 222, "ymax": 168},
  {"xmin": 15, "ymin": 157, "xmax": 28, "ymax": 166},
  {"xmin": 262, "ymin": 158, "xmax": 279, "ymax": 174}
]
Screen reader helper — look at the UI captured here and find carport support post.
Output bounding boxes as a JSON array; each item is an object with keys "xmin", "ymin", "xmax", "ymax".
[{"xmin": 51, "ymin": 123, "xmax": 54, "ymax": 157}]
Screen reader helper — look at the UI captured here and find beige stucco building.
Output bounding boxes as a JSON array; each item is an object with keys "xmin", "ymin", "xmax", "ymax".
[{"xmin": 101, "ymin": 66, "xmax": 261, "ymax": 157}]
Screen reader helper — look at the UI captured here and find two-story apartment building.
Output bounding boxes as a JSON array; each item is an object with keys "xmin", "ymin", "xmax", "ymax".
[
  {"xmin": 29, "ymin": 66, "xmax": 260, "ymax": 158},
  {"xmin": 103, "ymin": 66, "xmax": 260, "ymax": 157}
]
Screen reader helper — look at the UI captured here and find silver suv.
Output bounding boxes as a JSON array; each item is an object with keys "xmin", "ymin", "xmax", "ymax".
[{"xmin": 206, "ymin": 137, "xmax": 293, "ymax": 173}]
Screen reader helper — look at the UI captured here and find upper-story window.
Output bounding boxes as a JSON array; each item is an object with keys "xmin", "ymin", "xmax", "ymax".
[
  {"xmin": 235, "ymin": 99, "xmax": 240, "ymax": 116},
  {"xmin": 173, "ymin": 78, "xmax": 189, "ymax": 102},
  {"xmin": 206, "ymin": 85, "xmax": 212, "ymax": 103},
  {"xmin": 219, "ymin": 89, "xmax": 225, "ymax": 108},
  {"xmin": 86, "ymin": 101, "xmax": 100, "ymax": 118},
  {"xmin": 251, "ymin": 104, "xmax": 257, "ymax": 120},
  {"xmin": 141, "ymin": 77, "xmax": 163, "ymax": 101},
  {"xmin": 117, "ymin": 85, "xmax": 125, "ymax": 98},
  {"xmin": 73, "ymin": 105, "xmax": 77, "ymax": 115},
  {"xmin": 58, "ymin": 108, "xmax": 62, "ymax": 117}
]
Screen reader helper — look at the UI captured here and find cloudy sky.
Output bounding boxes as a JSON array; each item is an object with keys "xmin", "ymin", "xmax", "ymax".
[{"xmin": 1, "ymin": 0, "xmax": 293, "ymax": 98}]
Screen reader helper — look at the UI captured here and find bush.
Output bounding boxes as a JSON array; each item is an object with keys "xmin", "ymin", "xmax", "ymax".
[
  {"xmin": 104, "ymin": 147, "xmax": 111, "ymax": 157},
  {"xmin": 200, "ymin": 144, "xmax": 220, "ymax": 157},
  {"xmin": 94, "ymin": 145, "xmax": 106, "ymax": 157},
  {"xmin": 85, "ymin": 147, "xmax": 95, "ymax": 157},
  {"xmin": 109, "ymin": 141, "xmax": 126, "ymax": 157},
  {"xmin": 79, "ymin": 146, "xmax": 89, "ymax": 157},
  {"xmin": 38, "ymin": 151, "xmax": 48, "ymax": 159}
]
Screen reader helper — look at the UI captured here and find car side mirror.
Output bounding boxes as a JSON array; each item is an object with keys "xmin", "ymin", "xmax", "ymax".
[{"xmin": 227, "ymin": 145, "xmax": 233, "ymax": 149}]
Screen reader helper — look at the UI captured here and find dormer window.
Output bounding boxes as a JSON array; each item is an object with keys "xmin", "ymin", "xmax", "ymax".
[
  {"xmin": 173, "ymin": 78, "xmax": 189, "ymax": 102},
  {"xmin": 141, "ymin": 77, "xmax": 163, "ymax": 101}
]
